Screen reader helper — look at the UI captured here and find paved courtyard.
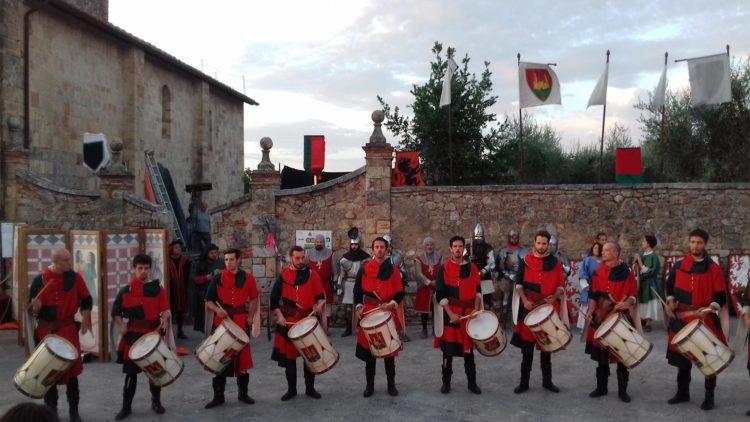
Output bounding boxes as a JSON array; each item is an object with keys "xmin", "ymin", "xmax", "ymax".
[{"xmin": 1, "ymin": 320, "xmax": 749, "ymax": 421}]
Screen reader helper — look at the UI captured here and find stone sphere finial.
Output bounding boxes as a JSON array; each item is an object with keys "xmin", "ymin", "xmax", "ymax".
[
  {"xmin": 260, "ymin": 136, "xmax": 273, "ymax": 151},
  {"xmin": 111, "ymin": 140, "xmax": 124, "ymax": 152},
  {"xmin": 368, "ymin": 110, "xmax": 387, "ymax": 145},
  {"xmin": 371, "ymin": 110, "xmax": 384, "ymax": 124},
  {"xmin": 257, "ymin": 136, "xmax": 275, "ymax": 171}
]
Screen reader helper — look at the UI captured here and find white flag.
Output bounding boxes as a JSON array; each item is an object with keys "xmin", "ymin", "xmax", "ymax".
[
  {"xmin": 439, "ymin": 56, "xmax": 458, "ymax": 107},
  {"xmin": 653, "ymin": 64, "xmax": 667, "ymax": 108},
  {"xmin": 587, "ymin": 62, "xmax": 609, "ymax": 108},
  {"xmin": 687, "ymin": 53, "xmax": 731, "ymax": 106},
  {"xmin": 518, "ymin": 62, "xmax": 562, "ymax": 108}
]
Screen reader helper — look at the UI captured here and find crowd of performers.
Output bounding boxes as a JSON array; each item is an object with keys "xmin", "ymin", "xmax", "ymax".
[{"xmin": 20, "ymin": 226, "xmax": 750, "ymax": 420}]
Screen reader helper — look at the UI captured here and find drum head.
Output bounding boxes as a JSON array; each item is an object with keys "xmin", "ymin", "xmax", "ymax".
[
  {"xmin": 597, "ymin": 313, "xmax": 620, "ymax": 333},
  {"xmin": 525, "ymin": 304, "xmax": 553, "ymax": 326},
  {"xmin": 223, "ymin": 319, "xmax": 250, "ymax": 343},
  {"xmin": 672, "ymin": 319, "xmax": 701, "ymax": 343},
  {"xmin": 130, "ymin": 333, "xmax": 160, "ymax": 360},
  {"xmin": 289, "ymin": 317, "xmax": 317, "ymax": 339},
  {"xmin": 45, "ymin": 336, "xmax": 78, "ymax": 361},
  {"xmin": 466, "ymin": 312, "xmax": 498, "ymax": 339},
  {"xmin": 361, "ymin": 310, "xmax": 390, "ymax": 329}
]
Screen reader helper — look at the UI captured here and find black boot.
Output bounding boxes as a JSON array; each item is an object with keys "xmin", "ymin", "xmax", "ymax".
[
  {"xmin": 67, "ymin": 377, "xmax": 82, "ymax": 422},
  {"xmin": 385, "ymin": 357, "xmax": 398, "ymax": 396},
  {"xmin": 363, "ymin": 359, "xmax": 375, "ymax": 397},
  {"xmin": 541, "ymin": 352, "xmax": 560, "ymax": 393},
  {"xmin": 342, "ymin": 307, "xmax": 352, "ymax": 337},
  {"xmin": 421, "ymin": 314, "xmax": 429, "ymax": 339},
  {"xmin": 589, "ymin": 366, "xmax": 609, "ymax": 398},
  {"xmin": 667, "ymin": 368, "xmax": 691, "ymax": 404},
  {"xmin": 700, "ymin": 377, "xmax": 716, "ymax": 410},
  {"xmin": 514, "ymin": 353, "xmax": 532, "ymax": 394},
  {"xmin": 441, "ymin": 356, "xmax": 453, "ymax": 394},
  {"xmin": 464, "ymin": 352, "xmax": 482, "ymax": 394},
  {"xmin": 115, "ymin": 374, "xmax": 137, "ymax": 420},
  {"xmin": 281, "ymin": 364, "xmax": 297, "ymax": 401},
  {"xmin": 304, "ymin": 366, "xmax": 321, "ymax": 398},
  {"xmin": 205, "ymin": 375, "xmax": 226, "ymax": 409},
  {"xmin": 176, "ymin": 314, "xmax": 187, "ymax": 339},
  {"xmin": 617, "ymin": 366, "xmax": 631, "ymax": 403},
  {"xmin": 237, "ymin": 373, "xmax": 255, "ymax": 404},
  {"xmin": 43, "ymin": 385, "xmax": 58, "ymax": 418},
  {"xmin": 150, "ymin": 383, "xmax": 166, "ymax": 414}
]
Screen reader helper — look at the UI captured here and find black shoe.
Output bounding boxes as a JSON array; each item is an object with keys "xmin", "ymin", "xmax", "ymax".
[
  {"xmin": 441, "ymin": 382, "xmax": 450, "ymax": 394},
  {"xmin": 745, "ymin": 409, "xmax": 750, "ymax": 416},
  {"xmin": 306, "ymin": 389, "xmax": 322, "ymax": 399},
  {"xmin": 238, "ymin": 394, "xmax": 255, "ymax": 404},
  {"xmin": 468, "ymin": 384, "xmax": 482, "ymax": 395},
  {"xmin": 667, "ymin": 393, "xmax": 690, "ymax": 404},
  {"xmin": 421, "ymin": 328, "xmax": 428, "ymax": 339},
  {"xmin": 401, "ymin": 334, "xmax": 411, "ymax": 342},
  {"xmin": 281, "ymin": 390, "xmax": 297, "ymax": 401},
  {"xmin": 363, "ymin": 385, "xmax": 374, "ymax": 398},
  {"xmin": 619, "ymin": 391, "xmax": 632, "ymax": 403},
  {"xmin": 589, "ymin": 387, "xmax": 608, "ymax": 398},
  {"xmin": 177, "ymin": 331, "xmax": 188, "ymax": 339},
  {"xmin": 152, "ymin": 399, "xmax": 166, "ymax": 414},
  {"xmin": 205, "ymin": 396, "xmax": 225, "ymax": 409},
  {"xmin": 700, "ymin": 397, "xmax": 714, "ymax": 410},
  {"xmin": 543, "ymin": 381, "xmax": 560, "ymax": 393},
  {"xmin": 513, "ymin": 383, "xmax": 529, "ymax": 394},
  {"xmin": 114, "ymin": 408, "xmax": 131, "ymax": 420},
  {"xmin": 69, "ymin": 411, "xmax": 82, "ymax": 422},
  {"xmin": 387, "ymin": 383, "xmax": 399, "ymax": 396}
]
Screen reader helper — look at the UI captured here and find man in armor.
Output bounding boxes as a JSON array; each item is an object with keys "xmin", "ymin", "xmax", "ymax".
[
  {"xmin": 414, "ymin": 237, "xmax": 442, "ymax": 338},
  {"xmin": 549, "ymin": 234, "xmax": 572, "ymax": 278},
  {"xmin": 466, "ymin": 223, "xmax": 495, "ymax": 311},
  {"xmin": 337, "ymin": 230, "xmax": 370, "ymax": 337},
  {"xmin": 496, "ymin": 228, "xmax": 522, "ymax": 325},
  {"xmin": 305, "ymin": 234, "xmax": 337, "ymax": 329},
  {"xmin": 384, "ymin": 234, "xmax": 410, "ymax": 342}
]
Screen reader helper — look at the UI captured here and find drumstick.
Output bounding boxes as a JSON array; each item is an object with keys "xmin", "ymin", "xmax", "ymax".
[
  {"xmin": 459, "ymin": 311, "xmax": 480, "ymax": 321},
  {"xmin": 363, "ymin": 306, "xmax": 384, "ymax": 316},
  {"xmin": 649, "ymin": 287, "xmax": 669, "ymax": 308}
]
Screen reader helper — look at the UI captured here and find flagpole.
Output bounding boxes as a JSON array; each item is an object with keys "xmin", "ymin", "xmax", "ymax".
[
  {"xmin": 447, "ymin": 47, "xmax": 455, "ymax": 185},
  {"xmin": 517, "ymin": 53, "xmax": 524, "ymax": 182},
  {"xmin": 597, "ymin": 50, "xmax": 610, "ymax": 184},
  {"xmin": 659, "ymin": 51, "xmax": 668, "ymax": 176}
]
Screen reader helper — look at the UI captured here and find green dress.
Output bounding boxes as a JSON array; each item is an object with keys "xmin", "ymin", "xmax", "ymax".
[{"xmin": 637, "ymin": 252, "xmax": 661, "ymax": 303}]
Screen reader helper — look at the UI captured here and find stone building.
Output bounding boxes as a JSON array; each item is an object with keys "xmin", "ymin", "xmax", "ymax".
[{"xmin": 0, "ymin": 0, "xmax": 257, "ymax": 228}]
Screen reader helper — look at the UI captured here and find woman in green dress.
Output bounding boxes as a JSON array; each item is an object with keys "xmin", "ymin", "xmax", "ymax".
[{"xmin": 633, "ymin": 235, "xmax": 660, "ymax": 331}]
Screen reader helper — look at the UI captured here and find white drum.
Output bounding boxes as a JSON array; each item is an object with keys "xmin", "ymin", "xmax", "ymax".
[
  {"xmin": 14, "ymin": 335, "xmax": 79, "ymax": 398},
  {"xmin": 360, "ymin": 310, "xmax": 401, "ymax": 358},
  {"xmin": 129, "ymin": 332, "xmax": 184, "ymax": 387},
  {"xmin": 196, "ymin": 318, "xmax": 250, "ymax": 374},
  {"xmin": 524, "ymin": 303, "xmax": 571, "ymax": 353},
  {"xmin": 466, "ymin": 311, "xmax": 506, "ymax": 357},
  {"xmin": 594, "ymin": 313, "xmax": 652, "ymax": 369},
  {"xmin": 288, "ymin": 316, "xmax": 339, "ymax": 374},
  {"xmin": 671, "ymin": 319, "xmax": 734, "ymax": 377}
]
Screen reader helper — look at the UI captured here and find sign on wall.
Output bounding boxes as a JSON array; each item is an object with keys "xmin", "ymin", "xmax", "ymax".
[{"xmin": 296, "ymin": 230, "xmax": 333, "ymax": 250}]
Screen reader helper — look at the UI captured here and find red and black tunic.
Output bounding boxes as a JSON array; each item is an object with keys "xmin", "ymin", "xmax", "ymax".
[
  {"xmin": 433, "ymin": 259, "xmax": 480, "ymax": 356},
  {"xmin": 205, "ymin": 269, "xmax": 259, "ymax": 376},
  {"xmin": 414, "ymin": 255, "xmax": 443, "ymax": 314},
  {"xmin": 585, "ymin": 262, "xmax": 637, "ymax": 364},
  {"xmin": 168, "ymin": 255, "xmax": 190, "ymax": 314},
  {"xmin": 29, "ymin": 268, "xmax": 92, "ymax": 384},
  {"xmin": 511, "ymin": 253, "xmax": 565, "ymax": 354},
  {"xmin": 354, "ymin": 259, "xmax": 404, "ymax": 361},
  {"xmin": 665, "ymin": 253, "xmax": 727, "ymax": 369},
  {"xmin": 270, "ymin": 267, "xmax": 325, "ymax": 367},
  {"xmin": 308, "ymin": 254, "xmax": 334, "ymax": 305},
  {"xmin": 112, "ymin": 277, "xmax": 169, "ymax": 374}
]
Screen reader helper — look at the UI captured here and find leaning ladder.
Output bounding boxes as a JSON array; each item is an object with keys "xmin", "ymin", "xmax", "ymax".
[{"xmin": 144, "ymin": 151, "xmax": 183, "ymax": 242}]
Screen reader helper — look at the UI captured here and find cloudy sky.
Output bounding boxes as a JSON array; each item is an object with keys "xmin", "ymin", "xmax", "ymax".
[{"xmin": 110, "ymin": 0, "xmax": 749, "ymax": 172}]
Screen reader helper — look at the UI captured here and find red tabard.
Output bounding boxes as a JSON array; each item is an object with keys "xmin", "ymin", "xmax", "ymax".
[
  {"xmin": 414, "ymin": 255, "xmax": 442, "ymax": 314},
  {"xmin": 512, "ymin": 254, "xmax": 565, "ymax": 348},
  {"xmin": 271, "ymin": 268, "xmax": 325, "ymax": 364},
  {"xmin": 207, "ymin": 269, "xmax": 260, "ymax": 374},
  {"xmin": 308, "ymin": 255, "xmax": 334, "ymax": 305},
  {"xmin": 167, "ymin": 255, "xmax": 189, "ymax": 314},
  {"xmin": 113, "ymin": 278, "xmax": 169, "ymax": 364},
  {"xmin": 586, "ymin": 263, "xmax": 637, "ymax": 363},
  {"xmin": 433, "ymin": 260, "xmax": 480, "ymax": 355},
  {"xmin": 30, "ymin": 268, "xmax": 92, "ymax": 384},
  {"xmin": 356, "ymin": 259, "xmax": 404, "ymax": 358}
]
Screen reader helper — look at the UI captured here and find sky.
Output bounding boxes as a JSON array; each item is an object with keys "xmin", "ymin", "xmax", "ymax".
[{"xmin": 109, "ymin": 0, "xmax": 750, "ymax": 172}]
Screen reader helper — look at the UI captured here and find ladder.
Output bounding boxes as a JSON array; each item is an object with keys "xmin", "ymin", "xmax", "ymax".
[{"xmin": 144, "ymin": 151, "xmax": 184, "ymax": 242}]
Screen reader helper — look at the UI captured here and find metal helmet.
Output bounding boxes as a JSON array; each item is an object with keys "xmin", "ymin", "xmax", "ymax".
[
  {"xmin": 473, "ymin": 223, "xmax": 485, "ymax": 240},
  {"xmin": 348, "ymin": 227, "xmax": 362, "ymax": 245},
  {"xmin": 383, "ymin": 234, "xmax": 393, "ymax": 246},
  {"xmin": 549, "ymin": 235, "xmax": 559, "ymax": 253},
  {"xmin": 509, "ymin": 228, "xmax": 519, "ymax": 237},
  {"xmin": 350, "ymin": 236, "xmax": 362, "ymax": 245}
]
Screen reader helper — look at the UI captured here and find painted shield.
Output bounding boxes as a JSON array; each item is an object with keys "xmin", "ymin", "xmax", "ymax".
[{"xmin": 525, "ymin": 68, "xmax": 554, "ymax": 102}]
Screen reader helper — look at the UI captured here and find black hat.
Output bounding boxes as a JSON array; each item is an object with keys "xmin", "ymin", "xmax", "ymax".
[{"xmin": 169, "ymin": 239, "xmax": 184, "ymax": 247}]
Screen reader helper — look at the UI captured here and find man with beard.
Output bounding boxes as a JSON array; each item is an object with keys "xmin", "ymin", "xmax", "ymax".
[
  {"xmin": 167, "ymin": 240, "xmax": 190, "ymax": 339},
  {"xmin": 511, "ymin": 229, "xmax": 566, "ymax": 394},
  {"xmin": 466, "ymin": 224, "xmax": 495, "ymax": 311},
  {"xmin": 193, "ymin": 244, "xmax": 224, "ymax": 333},
  {"xmin": 305, "ymin": 234, "xmax": 337, "ymax": 328},
  {"xmin": 496, "ymin": 228, "xmax": 522, "ymax": 325},
  {"xmin": 337, "ymin": 232, "xmax": 370, "ymax": 337},
  {"xmin": 384, "ymin": 234, "xmax": 410, "ymax": 342},
  {"xmin": 665, "ymin": 229, "xmax": 728, "ymax": 411},
  {"xmin": 271, "ymin": 246, "xmax": 326, "ymax": 401},
  {"xmin": 414, "ymin": 237, "xmax": 442, "ymax": 338},
  {"xmin": 585, "ymin": 242, "xmax": 638, "ymax": 403},
  {"xmin": 29, "ymin": 249, "xmax": 92, "ymax": 422}
]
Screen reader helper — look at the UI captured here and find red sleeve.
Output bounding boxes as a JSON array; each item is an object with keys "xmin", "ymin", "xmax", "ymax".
[
  {"xmin": 76, "ymin": 274, "xmax": 92, "ymax": 299},
  {"xmin": 712, "ymin": 265, "xmax": 726, "ymax": 294},
  {"xmin": 247, "ymin": 274, "xmax": 260, "ymax": 300},
  {"xmin": 195, "ymin": 274, "xmax": 210, "ymax": 285},
  {"xmin": 158, "ymin": 287, "xmax": 170, "ymax": 312},
  {"xmin": 556, "ymin": 262, "xmax": 565, "ymax": 288},
  {"xmin": 627, "ymin": 271, "xmax": 638, "ymax": 298},
  {"xmin": 471, "ymin": 265, "xmax": 481, "ymax": 291},
  {"xmin": 311, "ymin": 272, "xmax": 324, "ymax": 297}
]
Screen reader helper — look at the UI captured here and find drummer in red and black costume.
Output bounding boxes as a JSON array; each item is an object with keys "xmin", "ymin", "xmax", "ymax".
[
  {"xmin": 434, "ymin": 235, "xmax": 482, "ymax": 395},
  {"xmin": 354, "ymin": 236, "xmax": 404, "ymax": 398},
  {"xmin": 415, "ymin": 236, "xmax": 442, "ymax": 339},
  {"xmin": 271, "ymin": 245, "xmax": 326, "ymax": 401},
  {"xmin": 510, "ymin": 229, "xmax": 565, "ymax": 394},
  {"xmin": 585, "ymin": 242, "xmax": 638, "ymax": 403},
  {"xmin": 112, "ymin": 253, "xmax": 170, "ymax": 420},
  {"xmin": 29, "ymin": 248, "xmax": 92, "ymax": 422},
  {"xmin": 305, "ymin": 234, "xmax": 336, "ymax": 330},
  {"xmin": 204, "ymin": 248, "xmax": 260, "ymax": 409},
  {"xmin": 665, "ymin": 228, "xmax": 728, "ymax": 411}
]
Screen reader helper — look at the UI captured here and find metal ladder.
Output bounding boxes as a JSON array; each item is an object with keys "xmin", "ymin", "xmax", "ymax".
[{"xmin": 144, "ymin": 151, "xmax": 183, "ymax": 242}]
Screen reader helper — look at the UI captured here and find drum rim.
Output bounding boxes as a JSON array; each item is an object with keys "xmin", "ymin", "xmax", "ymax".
[
  {"xmin": 43, "ymin": 334, "xmax": 79, "ymax": 363},
  {"xmin": 621, "ymin": 342, "xmax": 653, "ymax": 370},
  {"xmin": 13, "ymin": 379, "xmax": 46, "ymax": 399},
  {"xmin": 196, "ymin": 353, "xmax": 226, "ymax": 375},
  {"xmin": 150, "ymin": 359, "xmax": 185, "ymax": 388},
  {"xmin": 305, "ymin": 351, "xmax": 340, "ymax": 375},
  {"xmin": 543, "ymin": 329, "xmax": 573, "ymax": 354},
  {"xmin": 222, "ymin": 319, "xmax": 250, "ymax": 344},
  {"xmin": 360, "ymin": 310, "xmax": 392, "ymax": 330},
  {"xmin": 128, "ymin": 331, "xmax": 161, "ymax": 361},
  {"xmin": 524, "ymin": 303, "xmax": 554, "ymax": 328},
  {"xmin": 593, "ymin": 312, "xmax": 622, "ymax": 341},
  {"xmin": 705, "ymin": 351, "xmax": 735, "ymax": 376},
  {"xmin": 671, "ymin": 319, "xmax": 703, "ymax": 346},
  {"xmin": 466, "ymin": 311, "xmax": 501, "ymax": 342},
  {"xmin": 475, "ymin": 333, "xmax": 507, "ymax": 357},
  {"xmin": 288, "ymin": 316, "xmax": 319, "ymax": 340}
]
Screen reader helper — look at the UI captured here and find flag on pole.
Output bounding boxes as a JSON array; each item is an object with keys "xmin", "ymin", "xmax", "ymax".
[
  {"xmin": 653, "ymin": 63, "xmax": 667, "ymax": 108},
  {"xmin": 518, "ymin": 62, "xmax": 562, "ymax": 108},
  {"xmin": 439, "ymin": 56, "xmax": 459, "ymax": 107},
  {"xmin": 587, "ymin": 62, "xmax": 609, "ymax": 108},
  {"xmin": 615, "ymin": 148, "xmax": 643, "ymax": 183},
  {"xmin": 686, "ymin": 53, "xmax": 731, "ymax": 106}
]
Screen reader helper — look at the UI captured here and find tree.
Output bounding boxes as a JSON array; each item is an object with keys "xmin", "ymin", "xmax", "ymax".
[
  {"xmin": 243, "ymin": 167, "xmax": 252, "ymax": 193},
  {"xmin": 378, "ymin": 42, "xmax": 504, "ymax": 185}
]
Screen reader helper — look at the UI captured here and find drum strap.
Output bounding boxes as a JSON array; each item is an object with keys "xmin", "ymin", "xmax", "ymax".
[
  {"xmin": 37, "ymin": 316, "xmax": 75, "ymax": 332},
  {"xmin": 127, "ymin": 319, "xmax": 160, "ymax": 331},
  {"xmin": 224, "ymin": 305, "xmax": 248, "ymax": 318},
  {"xmin": 280, "ymin": 305, "xmax": 312, "ymax": 319},
  {"xmin": 364, "ymin": 296, "xmax": 382, "ymax": 307},
  {"xmin": 448, "ymin": 298, "xmax": 475, "ymax": 308}
]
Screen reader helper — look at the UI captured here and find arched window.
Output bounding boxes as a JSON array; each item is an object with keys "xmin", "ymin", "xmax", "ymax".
[{"xmin": 161, "ymin": 85, "xmax": 171, "ymax": 139}]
